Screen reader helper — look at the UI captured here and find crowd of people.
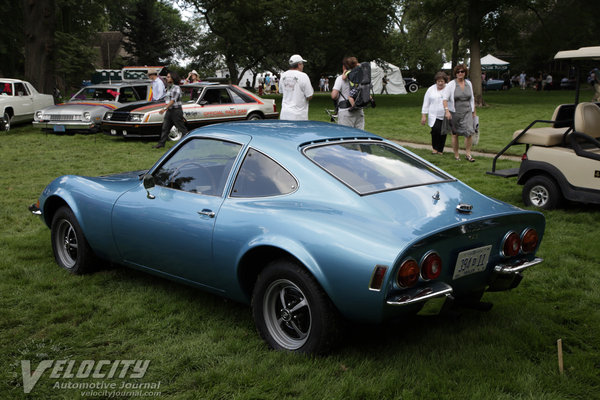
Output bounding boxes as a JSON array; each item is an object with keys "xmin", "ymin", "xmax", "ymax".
[{"xmin": 147, "ymin": 53, "xmax": 600, "ymax": 160}]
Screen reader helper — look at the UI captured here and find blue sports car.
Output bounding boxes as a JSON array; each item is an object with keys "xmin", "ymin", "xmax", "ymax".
[{"xmin": 30, "ymin": 121, "xmax": 545, "ymax": 354}]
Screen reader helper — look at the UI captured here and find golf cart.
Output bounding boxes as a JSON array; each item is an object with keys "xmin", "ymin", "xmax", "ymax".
[{"xmin": 487, "ymin": 46, "xmax": 600, "ymax": 210}]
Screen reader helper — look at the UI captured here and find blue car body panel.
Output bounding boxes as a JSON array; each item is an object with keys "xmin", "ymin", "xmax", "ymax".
[{"xmin": 37, "ymin": 121, "xmax": 545, "ymax": 323}]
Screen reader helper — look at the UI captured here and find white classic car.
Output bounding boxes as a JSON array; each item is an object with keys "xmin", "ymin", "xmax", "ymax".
[
  {"xmin": 101, "ymin": 83, "xmax": 279, "ymax": 141},
  {"xmin": 33, "ymin": 81, "xmax": 154, "ymax": 134},
  {"xmin": 0, "ymin": 79, "xmax": 54, "ymax": 131}
]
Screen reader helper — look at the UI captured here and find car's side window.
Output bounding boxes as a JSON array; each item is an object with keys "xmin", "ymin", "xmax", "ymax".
[
  {"xmin": 201, "ymin": 88, "xmax": 232, "ymax": 105},
  {"xmin": 118, "ymin": 87, "xmax": 136, "ymax": 103},
  {"xmin": 14, "ymin": 82, "xmax": 29, "ymax": 96},
  {"xmin": 153, "ymin": 138, "xmax": 242, "ymax": 196},
  {"xmin": 228, "ymin": 89, "xmax": 247, "ymax": 104},
  {"xmin": 231, "ymin": 149, "xmax": 297, "ymax": 197},
  {"xmin": 133, "ymin": 85, "xmax": 149, "ymax": 101}
]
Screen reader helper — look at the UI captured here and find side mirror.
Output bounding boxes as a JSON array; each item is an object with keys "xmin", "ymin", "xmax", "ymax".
[{"xmin": 143, "ymin": 175, "xmax": 156, "ymax": 199}]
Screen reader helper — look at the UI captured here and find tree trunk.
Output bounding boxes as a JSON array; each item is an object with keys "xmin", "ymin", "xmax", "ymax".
[
  {"xmin": 23, "ymin": 0, "xmax": 55, "ymax": 93},
  {"xmin": 468, "ymin": 0, "xmax": 484, "ymax": 107}
]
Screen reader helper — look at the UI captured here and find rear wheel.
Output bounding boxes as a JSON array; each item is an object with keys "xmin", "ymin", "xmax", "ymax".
[
  {"xmin": 522, "ymin": 175, "xmax": 562, "ymax": 210},
  {"xmin": 407, "ymin": 83, "xmax": 418, "ymax": 93},
  {"xmin": 246, "ymin": 112, "xmax": 263, "ymax": 121},
  {"xmin": 50, "ymin": 206, "xmax": 97, "ymax": 274},
  {"xmin": 252, "ymin": 259, "xmax": 339, "ymax": 354}
]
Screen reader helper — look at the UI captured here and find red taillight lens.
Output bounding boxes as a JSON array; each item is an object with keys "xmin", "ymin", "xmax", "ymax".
[
  {"xmin": 421, "ymin": 252, "xmax": 442, "ymax": 280},
  {"xmin": 521, "ymin": 228, "xmax": 539, "ymax": 253},
  {"xmin": 397, "ymin": 259, "xmax": 419, "ymax": 287},
  {"xmin": 273, "ymin": 103, "xmax": 277, "ymax": 112},
  {"xmin": 502, "ymin": 231, "xmax": 521, "ymax": 257},
  {"xmin": 521, "ymin": 153, "xmax": 528, "ymax": 161}
]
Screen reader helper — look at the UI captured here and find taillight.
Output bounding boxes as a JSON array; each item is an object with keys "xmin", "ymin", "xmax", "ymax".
[
  {"xmin": 273, "ymin": 103, "xmax": 277, "ymax": 112},
  {"xmin": 421, "ymin": 252, "xmax": 442, "ymax": 280},
  {"xmin": 521, "ymin": 153, "xmax": 528, "ymax": 161},
  {"xmin": 397, "ymin": 259, "xmax": 419, "ymax": 287},
  {"xmin": 502, "ymin": 231, "xmax": 521, "ymax": 257},
  {"xmin": 369, "ymin": 265, "xmax": 388, "ymax": 291},
  {"xmin": 521, "ymin": 228, "xmax": 539, "ymax": 253}
]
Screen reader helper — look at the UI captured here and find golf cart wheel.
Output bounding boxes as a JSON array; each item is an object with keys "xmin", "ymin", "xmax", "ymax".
[
  {"xmin": 522, "ymin": 175, "xmax": 562, "ymax": 210},
  {"xmin": 251, "ymin": 259, "xmax": 339, "ymax": 354},
  {"xmin": 407, "ymin": 83, "xmax": 418, "ymax": 93}
]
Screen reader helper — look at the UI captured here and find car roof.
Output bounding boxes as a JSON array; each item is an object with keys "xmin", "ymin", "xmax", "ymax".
[
  {"xmin": 0, "ymin": 78, "xmax": 26, "ymax": 83},
  {"xmin": 189, "ymin": 121, "xmax": 382, "ymax": 152},
  {"xmin": 554, "ymin": 46, "xmax": 600, "ymax": 60}
]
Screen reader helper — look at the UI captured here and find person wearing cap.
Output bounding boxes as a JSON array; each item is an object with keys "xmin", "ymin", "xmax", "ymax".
[
  {"xmin": 148, "ymin": 70, "xmax": 166, "ymax": 101},
  {"xmin": 185, "ymin": 70, "xmax": 201, "ymax": 99},
  {"xmin": 279, "ymin": 54, "xmax": 314, "ymax": 120}
]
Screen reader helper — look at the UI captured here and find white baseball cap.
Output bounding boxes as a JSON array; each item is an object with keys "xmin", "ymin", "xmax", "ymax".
[{"xmin": 289, "ymin": 54, "xmax": 307, "ymax": 65}]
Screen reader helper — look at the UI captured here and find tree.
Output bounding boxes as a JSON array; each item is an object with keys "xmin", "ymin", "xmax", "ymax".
[{"xmin": 23, "ymin": 0, "xmax": 56, "ymax": 93}]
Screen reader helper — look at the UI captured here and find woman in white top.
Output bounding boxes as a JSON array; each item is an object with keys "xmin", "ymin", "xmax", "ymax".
[
  {"xmin": 443, "ymin": 63, "xmax": 477, "ymax": 162},
  {"xmin": 421, "ymin": 71, "xmax": 449, "ymax": 154}
]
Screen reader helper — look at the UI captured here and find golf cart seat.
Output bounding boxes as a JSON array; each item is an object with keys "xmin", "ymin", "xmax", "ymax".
[
  {"xmin": 512, "ymin": 104, "xmax": 574, "ymax": 146},
  {"xmin": 574, "ymin": 102, "xmax": 600, "ymax": 138}
]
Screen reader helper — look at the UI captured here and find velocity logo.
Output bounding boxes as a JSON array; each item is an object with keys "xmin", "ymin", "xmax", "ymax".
[{"xmin": 21, "ymin": 359, "xmax": 150, "ymax": 393}]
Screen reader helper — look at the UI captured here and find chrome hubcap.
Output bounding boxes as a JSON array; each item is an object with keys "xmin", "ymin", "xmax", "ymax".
[
  {"xmin": 263, "ymin": 279, "xmax": 311, "ymax": 350},
  {"xmin": 55, "ymin": 219, "xmax": 78, "ymax": 268}
]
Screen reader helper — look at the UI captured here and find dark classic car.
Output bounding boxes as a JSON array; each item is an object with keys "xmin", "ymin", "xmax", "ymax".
[
  {"xmin": 30, "ymin": 121, "xmax": 545, "ymax": 353},
  {"xmin": 101, "ymin": 83, "xmax": 278, "ymax": 141}
]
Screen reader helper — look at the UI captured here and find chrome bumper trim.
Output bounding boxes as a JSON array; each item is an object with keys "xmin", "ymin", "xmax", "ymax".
[
  {"xmin": 386, "ymin": 281, "xmax": 453, "ymax": 306},
  {"xmin": 28, "ymin": 203, "xmax": 41, "ymax": 215},
  {"xmin": 493, "ymin": 257, "xmax": 543, "ymax": 275},
  {"xmin": 33, "ymin": 121, "xmax": 95, "ymax": 130}
]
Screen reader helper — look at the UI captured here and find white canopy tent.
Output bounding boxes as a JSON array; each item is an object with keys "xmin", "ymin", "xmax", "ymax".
[
  {"xmin": 442, "ymin": 54, "xmax": 510, "ymax": 72},
  {"xmin": 370, "ymin": 60, "xmax": 407, "ymax": 94}
]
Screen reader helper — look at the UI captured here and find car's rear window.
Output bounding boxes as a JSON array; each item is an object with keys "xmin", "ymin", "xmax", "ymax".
[{"xmin": 304, "ymin": 141, "xmax": 452, "ymax": 195}]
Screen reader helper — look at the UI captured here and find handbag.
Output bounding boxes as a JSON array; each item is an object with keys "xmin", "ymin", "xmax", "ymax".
[
  {"xmin": 472, "ymin": 116, "xmax": 480, "ymax": 145},
  {"xmin": 441, "ymin": 117, "xmax": 452, "ymax": 135}
]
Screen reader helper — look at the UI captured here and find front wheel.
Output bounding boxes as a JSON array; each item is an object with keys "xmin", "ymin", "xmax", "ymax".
[
  {"xmin": 50, "ymin": 206, "xmax": 97, "ymax": 274},
  {"xmin": 1, "ymin": 112, "xmax": 11, "ymax": 131},
  {"xmin": 522, "ymin": 175, "xmax": 562, "ymax": 210},
  {"xmin": 251, "ymin": 259, "xmax": 339, "ymax": 354},
  {"xmin": 407, "ymin": 83, "xmax": 418, "ymax": 93},
  {"xmin": 168, "ymin": 126, "xmax": 183, "ymax": 141}
]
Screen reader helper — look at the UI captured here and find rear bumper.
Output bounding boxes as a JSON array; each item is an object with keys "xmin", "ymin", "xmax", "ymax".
[{"xmin": 386, "ymin": 257, "xmax": 543, "ymax": 310}]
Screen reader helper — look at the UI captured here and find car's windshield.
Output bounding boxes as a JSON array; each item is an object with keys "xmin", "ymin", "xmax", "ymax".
[
  {"xmin": 0, "ymin": 82, "xmax": 13, "ymax": 96},
  {"xmin": 304, "ymin": 141, "xmax": 453, "ymax": 195},
  {"xmin": 71, "ymin": 87, "xmax": 119, "ymax": 102}
]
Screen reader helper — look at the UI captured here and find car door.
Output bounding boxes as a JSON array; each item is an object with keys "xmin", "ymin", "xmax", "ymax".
[
  {"xmin": 111, "ymin": 137, "xmax": 245, "ymax": 289},
  {"xmin": 12, "ymin": 81, "xmax": 34, "ymax": 121}
]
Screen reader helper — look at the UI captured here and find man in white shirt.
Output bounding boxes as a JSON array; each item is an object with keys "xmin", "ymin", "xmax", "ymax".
[
  {"xmin": 279, "ymin": 54, "xmax": 314, "ymax": 120},
  {"xmin": 148, "ymin": 71, "xmax": 165, "ymax": 101}
]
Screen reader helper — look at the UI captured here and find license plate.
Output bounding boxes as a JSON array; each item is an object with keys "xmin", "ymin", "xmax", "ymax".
[
  {"xmin": 453, "ymin": 245, "xmax": 492, "ymax": 279},
  {"xmin": 53, "ymin": 125, "xmax": 65, "ymax": 132}
]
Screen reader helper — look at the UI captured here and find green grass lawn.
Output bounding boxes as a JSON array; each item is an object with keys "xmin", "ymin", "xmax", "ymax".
[{"xmin": 1, "ymin": 88, "xmax": 599, "ymax": 399}]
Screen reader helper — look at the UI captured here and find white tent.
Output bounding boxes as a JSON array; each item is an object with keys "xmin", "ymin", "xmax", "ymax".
[
  {"xmin": 442, "ymin": 54, "xmax": 509, "ymax": 71},
  {"xmin": 480, "ymin": 54, "xmax": 510, "ymax": 70},
  {"xmin": 370, "ymin": 61, "xmax": 407, "ymax": 94}
]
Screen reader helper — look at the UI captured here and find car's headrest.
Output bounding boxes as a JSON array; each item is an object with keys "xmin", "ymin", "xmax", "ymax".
[{"xmin": 574, "ymin": 102, "xmax": 600, "ymax": 138}]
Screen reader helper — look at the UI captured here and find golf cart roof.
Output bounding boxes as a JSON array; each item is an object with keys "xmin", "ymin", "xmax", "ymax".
[{"xmin": 554, "ymin": 46, "xmax": 600, "ymax": 61}]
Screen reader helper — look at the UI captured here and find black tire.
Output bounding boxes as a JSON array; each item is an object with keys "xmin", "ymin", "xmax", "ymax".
[
  {"xmin": 1, "ymin": 112, "xmax": 11, "ymax": 132},
  {"xmin": 522, "ymin": 175, "xmax": 562, "ymax": 210},
  {"xmin": 246, "ymin": 112, "xmax": 263, "ymax": 121},
  {"xmin": 407, "ymin": 83, "xmax": 418, "ymax": 93},
  {"xmin": 50, "ymin": 206, "xmax": 98, "ymax": 274},
  {"xmin": 251, "ymin": 259, "xmax": 339, "ymax": 354}
]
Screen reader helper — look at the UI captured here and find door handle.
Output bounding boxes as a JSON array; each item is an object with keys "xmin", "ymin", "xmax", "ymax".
[{"xmin": 198, "ymin": 209, "xmax": 215, "ymax": 218}]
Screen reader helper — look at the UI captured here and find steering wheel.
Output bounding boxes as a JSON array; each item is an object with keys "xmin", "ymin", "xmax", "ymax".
[{"xmin": 168, "ymin": 162, "xmax": 216, "ymax": 192}]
